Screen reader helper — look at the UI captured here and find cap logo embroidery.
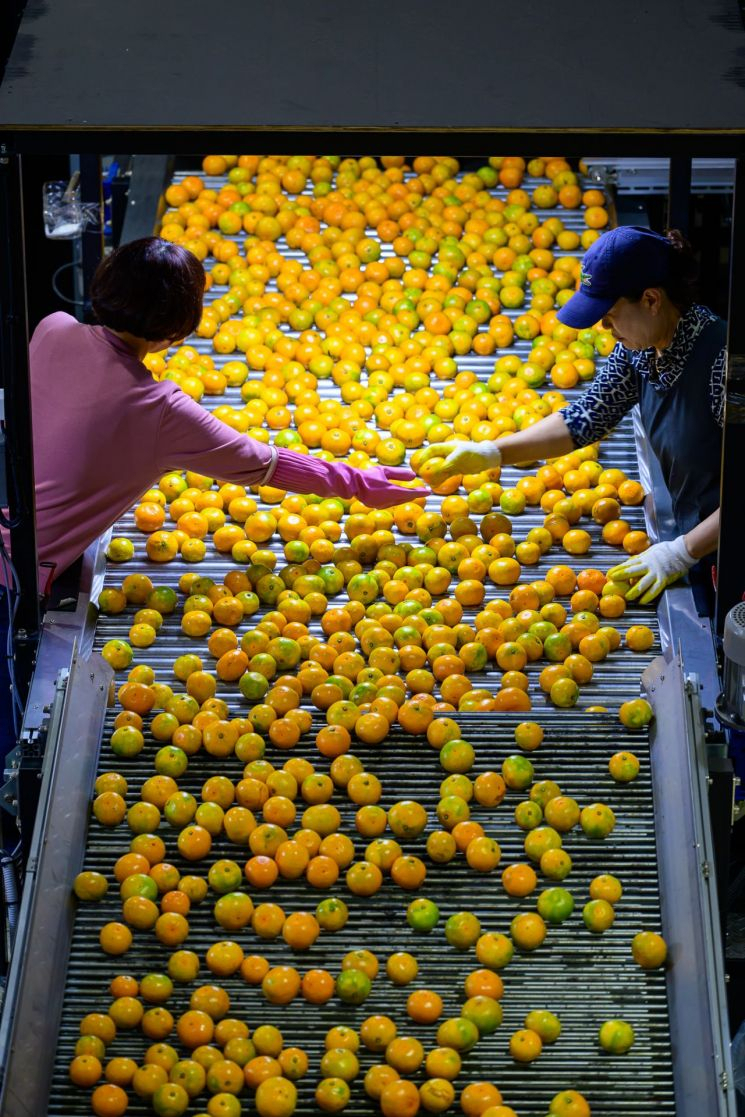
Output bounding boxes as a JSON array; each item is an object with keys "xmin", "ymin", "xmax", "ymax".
[{"xmin": 580, "ymin": 267, "xmax": 592, "ymax": 289}]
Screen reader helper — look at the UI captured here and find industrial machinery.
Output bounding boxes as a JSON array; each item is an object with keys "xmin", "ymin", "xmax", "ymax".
[
  {"xmin": 719, "ymin": 605, "xmax": 745, "ymax": 731},
  {"xmin": 0, "ymin": 156, "xmax": 737, "ymax": 1117}
]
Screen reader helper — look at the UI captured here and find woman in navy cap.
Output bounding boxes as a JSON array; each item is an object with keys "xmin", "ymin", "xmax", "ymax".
[{"xmin": 420, "ymin": 226, "xmax": 726, "ymax": 607}]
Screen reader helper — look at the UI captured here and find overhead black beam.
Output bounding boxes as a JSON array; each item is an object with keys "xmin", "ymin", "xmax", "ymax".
[
  {"xmin": 716, "ymin": 155, "xmax": 745, "ymax": 633},
  {"xmin": 3, "ymin": 131, "xmax": 745, "ymax": 160}
]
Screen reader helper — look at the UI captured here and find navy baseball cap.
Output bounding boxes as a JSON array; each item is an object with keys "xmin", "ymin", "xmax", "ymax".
[{"xmin": 556, "ymin": 226, "xmax": 673, "ymax": 329}]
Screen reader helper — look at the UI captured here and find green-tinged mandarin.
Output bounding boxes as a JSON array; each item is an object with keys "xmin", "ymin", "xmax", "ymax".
[{"xmin": 599, "ymin": 1019, "xmax": 635, "ymax": 1053}]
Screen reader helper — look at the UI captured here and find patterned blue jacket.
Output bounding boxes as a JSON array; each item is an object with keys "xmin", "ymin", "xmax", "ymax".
[{"xmin": 562, "ymin": 304, "xmax": 726, "ymax": 448}]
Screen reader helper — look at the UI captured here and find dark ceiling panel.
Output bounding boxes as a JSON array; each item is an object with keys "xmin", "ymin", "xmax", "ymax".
[{"xmin": 1, "ymin": 0, "xmax": 745, "ymax": 134}]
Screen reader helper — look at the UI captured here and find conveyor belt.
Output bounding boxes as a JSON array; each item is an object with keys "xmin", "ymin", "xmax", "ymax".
[
  {"xmin": 106, "ymin": 379, "xmax": 659, "ymax": 716},
  {"xmin": 45, "ymin": 164, "xmax": 674, "ymax": 1115},
  {"xmin": 49, "ymin": 714, "xmax": 674, "ymax": 1116}
]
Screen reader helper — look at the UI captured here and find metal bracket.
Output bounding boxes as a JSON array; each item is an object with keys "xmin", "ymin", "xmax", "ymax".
[
  {"xmin": 644, "ymin": 655, "xmax": 737, "ymax": 1116},
  {"xmin": 1, "ymin": 731, "xmax": 45, "ymax": 821},
  {"xmin": 0, "ymin": 672, "xmax": 68, "ymax": 819},
  {"xmin": 583, "ymin": 163, "xmax": 618, "ymax": 189}
]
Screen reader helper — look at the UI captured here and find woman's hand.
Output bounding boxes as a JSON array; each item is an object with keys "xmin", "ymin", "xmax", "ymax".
[
  {"xmin": 417, "ymin": 441, "xmax": 502, "ymax": 485},
  {"xmin": 353, "ymin": 466, "xmax": 429, "ymax": 509},
  {"xmin": 608, "ymin": 536, "xmax": 696, "ymax": 603}
]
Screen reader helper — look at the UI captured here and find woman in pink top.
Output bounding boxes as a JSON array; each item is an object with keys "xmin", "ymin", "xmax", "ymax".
[{"xmin": 30, "ymin": 238, "xmax": 427, "ymax": 585}]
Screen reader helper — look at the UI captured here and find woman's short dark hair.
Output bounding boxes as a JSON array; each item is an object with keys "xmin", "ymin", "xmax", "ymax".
[
  {"xmin": 90, "ymin": 237, "xmax": 205, "ymax": 341},
  {"xmin": 624, "ymin": 228, "xmax": 699, "ymax": 311}
]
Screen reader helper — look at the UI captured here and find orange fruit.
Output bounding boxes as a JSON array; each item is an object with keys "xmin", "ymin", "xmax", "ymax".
[
  {"xmin": 69, "ymin": 1054, "xmax": 103, "ymax": 1087},
  {"xmin": 622, "ymin": 529, "xmax": 650, "ymax": 555},
  {"xmin": 301, "ymin": 968, "xmax": 335, "ymax": 1004},
  {"xmin": 625, "ymin": 624, "xmax": 654, "ymax": 652},
  {"xmin": 465, "ymin": 836, "xmax": 501, "ymax": 872},
  {"xmin": 463, "ymin": 969, "xmax": 504, "ymax": 1000},
  {"xmin": 380, "ymin": 1079, "xmax": 420, "ymax": 1117},
  {"xmin": 386, "ymin": 952, "xmax": 418, "ymax": 985},
  {"xmin": 609, "ymin": 750, "xmax": 640, "ymax": 782},
  {"xmin": 262, "ymin": 965, "xmax": 302, "ymax": 1005},
  {"xmin": 461, "ymin": 1082, "xmax": 503, "ymax": 1115},
  {"xmin": 589, "ymin": 874, "xmax": 623, "ymax": 903},
  {"xmin": 617, "ymin": 479, "xmax": 645, "ymax": 504},
  {"xmin": 406, "ymin": 989, "xmax": 443, "ymax": 1024},
  {"xmin": 91, "ymin": 1084, "xmax": 129, "ymax": 1116},
  {"xmin": 282, "ymin": 911, "xmax": 320, "ymax": 950},
  {"xmin": 513, "ymin": 721, "xmax": 543, "ymax": 751},
  {"xmin": 99, "ymin": 923, "xmax": 133, "ymax": 955},
  {"xmin": 509, "ymin": 1029, "xmax": 542, "ymax": 1062},
  {"xmin": 475, "ymin": 931, "xmax": 513, "ymax": 970},
  {"xmin": 619, "ymin": 696, "xmax": 654, "ymax": 729},
  {"xmin": 583, "ymin": 898, "xmax": 616, "ymax": 933},
  {"xmin": 631, "ymin": 930, "xmax": 667, "ymax": 968},
  {"xmin": 501, "ymin": 862, "xmax": 537, "ymax": 897},
  {"xmin": 239, "ymin": 954, "xmax": 270, "ymax": 985},
  {"xmin": 238, "ymin": 1047, "xmax": 279, "ymax": 1086},
  {"xmin": 473, "ymin": 772, "xmax": 506, "ymax": 807},
  {"xmin": 510, "ymin": 912, "xmax": 547, "ymax": 950},
  {"xmin": 255, "ymin": 1076, "xmax": 297, "ymax": 1117},
  {"xmin": 549, "ymin": 1090, "xmax": 591, "ymax": 1117}
]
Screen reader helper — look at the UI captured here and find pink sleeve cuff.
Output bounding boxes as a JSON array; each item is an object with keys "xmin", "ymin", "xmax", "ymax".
[
  {"xmin": 271, "ymin": 449, "xmax": 354, "ymax": 499},
  {"xmin": 258, "ymin": 444, "xmax": 279, "ymax": 485}
]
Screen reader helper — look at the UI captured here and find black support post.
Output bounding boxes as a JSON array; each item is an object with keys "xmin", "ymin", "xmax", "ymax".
[
  {"xmin": 119, "ymin": 155, "xmax": 172, "ymax": 244},
  {"xmin": 78, "ymin": 154, "xmax": 104, "ymax": 319},
  {"xmin": 708, "ymin": 756, "xmax": 734, "ymax": 938},
  {"xmin": 715, "ymin": 155, "xmax": 745, "ymax": 634},
  {"xmin": 0, "ymin": 152, "xmax": 40, "ymax": 702},
  {"xmin": 667, "ymin": 156, "xmax": 692, "ymax": 235}
]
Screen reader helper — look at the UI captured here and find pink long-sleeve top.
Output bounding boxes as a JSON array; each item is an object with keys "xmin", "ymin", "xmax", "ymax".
[
  {"xmin": 26, "ymin": 313, "xmax": 423, "ymax": 590},
  {"xmin": 30, "ymin": 312, "xmax": 280, "ymax": 583}
]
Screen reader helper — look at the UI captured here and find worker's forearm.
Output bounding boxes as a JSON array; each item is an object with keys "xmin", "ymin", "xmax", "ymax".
[
  {"xmin": 497, "ymin": 412, "xmax": 577, "ymax": 466},
  {"xmin": 683, "ymin": 508, "xmax": 720, "ymax": 561}
]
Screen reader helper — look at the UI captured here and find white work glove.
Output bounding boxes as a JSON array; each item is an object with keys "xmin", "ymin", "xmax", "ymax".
[
  {"xmin": 607, "ymin": 535, "xmax": 696, "ymax": 604},
  {"xmin": 417, "ymin": 440, "xmax": 502, "ymax": 485}
]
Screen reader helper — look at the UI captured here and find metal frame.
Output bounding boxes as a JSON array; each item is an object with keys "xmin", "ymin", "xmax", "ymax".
[
  {"xmin": 0, "ymin": 135, "xmax": 741, "ymax": 1103},
  {"xmin": 0, "ymin": 535, "xmax": 105, "ymax": 873},
  {"xmin": 119, "ymin": 155, "xmax": 173, "ymax": 244},
  {"xmin": 0, "ymin": 647, "xmax": 112, "ymax": 1117},
  {"xmin": 0, "ymin": 149, "xmax": 39, "ymax": 703},
  {"xmin": 717, "ymin": 155, "xmax": 745, "ymax": 633},
  {"xmin": 5, "ymin": 132, "xmax": 745, "ymax": 158},
  {"xmin": 78, "ymin": 154, "xmax": 104, "ymax": 315},
  {"xmin": 709, "ymin": 755, "xmax": 737, "ymax": 936},
  {"xmin": 17, "ymin": 535, "xmax": 105, "ymax": 738},
  {"xmin": 0, "ymin": 147, "xmax": 736, "ymax": 1113},
  {"xmin": 667, "ymin": 156, "xmax": 692, "ymax": 235},
  {"xmin": 583, "ymin": 158, "xmax": 736, "ymax": 195},
  {"xmin": 644, "ymin": 654, "xmax": 736, "ymax": 1115}
]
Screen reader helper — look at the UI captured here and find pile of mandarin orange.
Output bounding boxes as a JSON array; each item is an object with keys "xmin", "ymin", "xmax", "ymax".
[{"xmin": 70, "ymin": 155, "xmax": 668, "ymax": 1117}]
